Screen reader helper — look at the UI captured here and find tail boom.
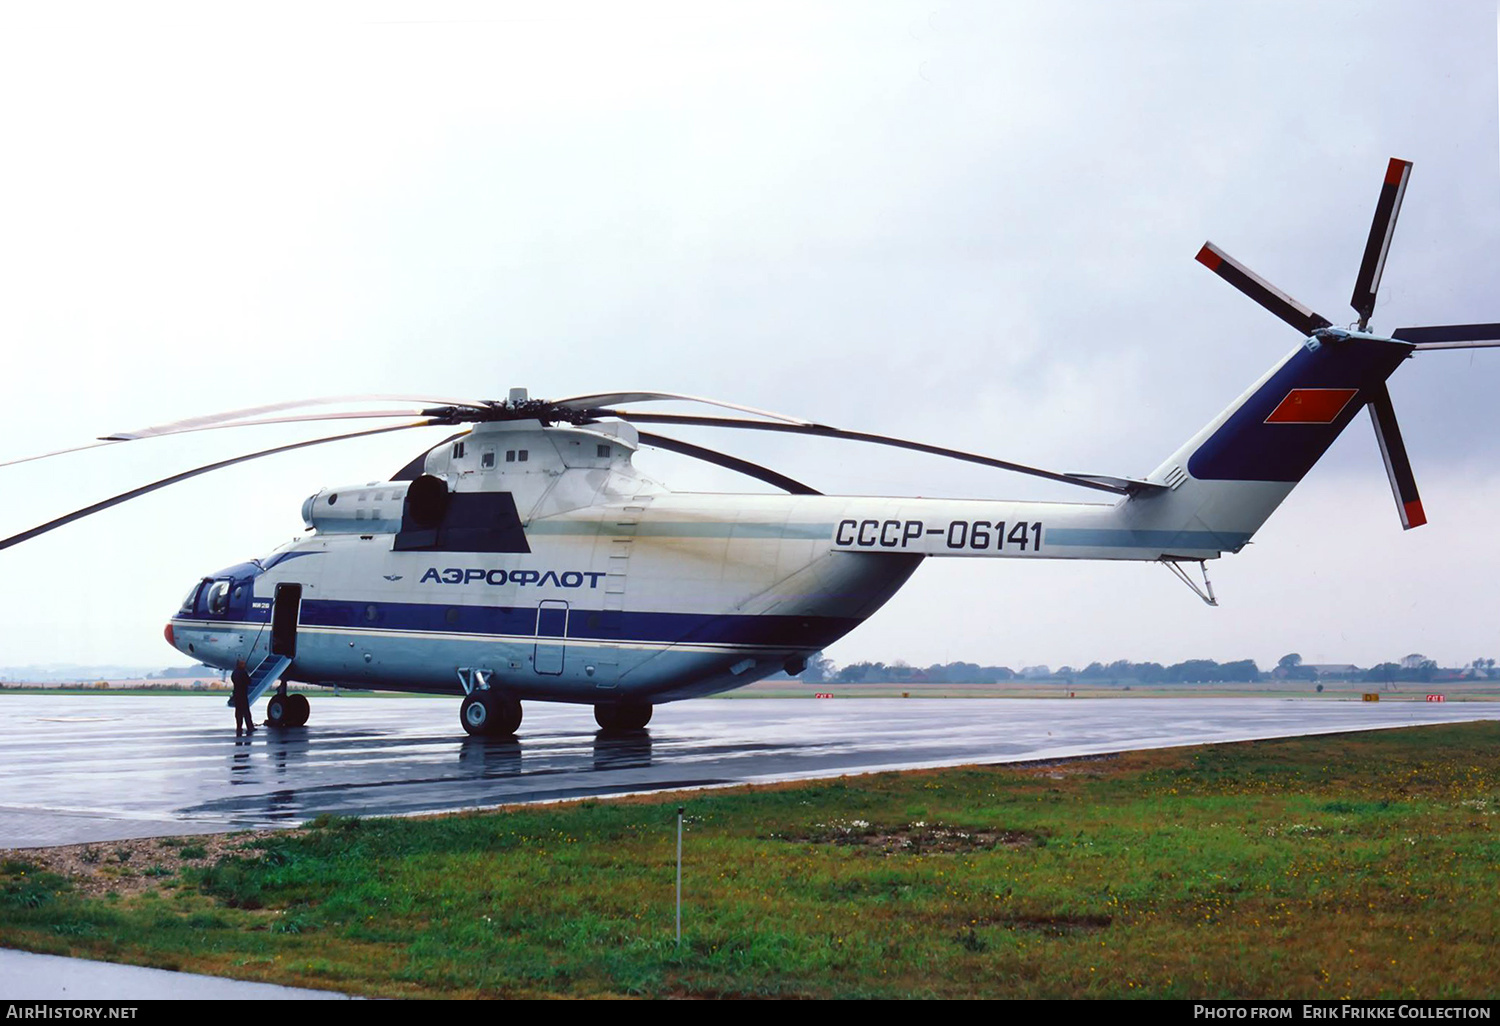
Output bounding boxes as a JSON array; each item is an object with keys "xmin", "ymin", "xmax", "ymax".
[{"xmin": 827, "ymin": 332, "xmax": 1416, "ymax": 564}]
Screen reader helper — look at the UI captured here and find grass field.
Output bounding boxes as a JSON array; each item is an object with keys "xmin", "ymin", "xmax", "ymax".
[{"xmin": 1, "ymin": 722, "xmax": 1497, "ymax": 998}]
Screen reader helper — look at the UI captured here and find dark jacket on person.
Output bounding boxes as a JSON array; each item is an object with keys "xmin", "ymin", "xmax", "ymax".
[{"xmin": 231, "ymin": 666, "xmax": 251, "ymax": 708}]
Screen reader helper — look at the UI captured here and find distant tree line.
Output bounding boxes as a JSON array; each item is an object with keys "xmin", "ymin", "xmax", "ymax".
[
  {"xmin": 1074, "ymin": 659, "xmax": 1263, "ymax": 683},
  {"xmin": 826, "ymin": 660, "xmax": 1018, "ymax": 684},
  {"xmin": 779, "ymin": 652, "xmax": 1495, "ymax": 685},
  {"xmin": 794, "ymin": 656, "xmax": 1265, "ymax": 684}
]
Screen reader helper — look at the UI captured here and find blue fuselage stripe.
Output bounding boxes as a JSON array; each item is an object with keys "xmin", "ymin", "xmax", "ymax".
[
  {"xmin": 181, "ymin": 600, "xmax": 861, "ymax": 651},
  {"xmin": 1044, "ymin": 528, "xmax": 1252, "ymax": 550}
]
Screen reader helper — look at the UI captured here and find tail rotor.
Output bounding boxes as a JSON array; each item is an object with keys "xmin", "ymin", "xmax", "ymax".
[{"xmin": 1196, "ymin": 157, "xmax": 1499, "ymax": 531}]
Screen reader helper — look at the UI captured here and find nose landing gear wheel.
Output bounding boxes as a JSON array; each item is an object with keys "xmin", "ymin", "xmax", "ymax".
[
  {"xmin": 460, "ymin": 691, "xmax": 523, "ymax": 736},
  {"xmin": 594, "ymin": 702, "xmax": 652, "ymax": 732}
]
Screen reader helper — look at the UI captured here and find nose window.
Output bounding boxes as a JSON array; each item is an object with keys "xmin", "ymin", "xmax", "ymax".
[{"xmin": 206, "ymin": 581, "xmax": 230, "ymax": 615}]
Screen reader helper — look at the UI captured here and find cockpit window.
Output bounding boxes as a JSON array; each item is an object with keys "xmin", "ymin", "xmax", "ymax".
[
  {"xmin": 180, "ymin": 581, "xmax": 205, "ymax": 613},
  {"xmin": 206, "ymin": 581, "xmax": 230, "ymax": 615}
]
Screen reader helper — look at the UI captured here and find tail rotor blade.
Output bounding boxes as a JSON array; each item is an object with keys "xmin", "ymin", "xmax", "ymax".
[
  {"xmin": 1195, "ymin": 242, "xmax": 1332, "ymax": 336},
  {"xmin": 1367, "ymin": 382, "xmax": 1426, "ymax": 530},
  {"xmin": 1392, "ymin": 323, "xmax": 1500, "ymax": 347},
  {"xmin": 1350, "ymin": 158, "xmax": 1413, "ymax": 330}
]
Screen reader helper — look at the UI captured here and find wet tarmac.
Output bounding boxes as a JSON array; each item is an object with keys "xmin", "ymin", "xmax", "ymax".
[
  {"xmin": 3, "ymin": 693, "xmax": 1497, "ymax": 848},
  {"xmin": 0, "ymin": 947, "xmax": 358, "ymax": 1000}
]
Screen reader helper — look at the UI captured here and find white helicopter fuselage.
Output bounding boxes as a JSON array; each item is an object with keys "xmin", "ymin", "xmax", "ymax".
[
  {"xmin": 163, "ymin": 330, "xmax": 1415, "ymax": 721},
  {"xmin": 164, "ymin": 409, "xmax": 1264, "ymax": 706}
]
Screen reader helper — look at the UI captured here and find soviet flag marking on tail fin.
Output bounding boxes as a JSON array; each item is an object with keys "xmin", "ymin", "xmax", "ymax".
[{"xmin": 1264, "ymin": 388, "xmax": 1360, "ymax": 424}]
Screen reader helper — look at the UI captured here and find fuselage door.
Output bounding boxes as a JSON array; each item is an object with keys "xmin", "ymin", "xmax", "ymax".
[
  {"xmin": 534, "ymin": 600, "xmax": 568, "ymax": 675},
  {"xmin": 270, "ymin": 583, "xmax": 303, "ymax": 660}
]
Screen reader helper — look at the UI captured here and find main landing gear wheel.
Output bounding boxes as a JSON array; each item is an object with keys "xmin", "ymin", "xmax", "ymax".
[
  {"xmin": 267, "ymin": 691, "xmax": 309, "ymax": 728},
  {"xmin": 594, "ymin": 702, "xmax": 652, "ymax": 732},
  {"xmin": 287, "ymin": 693, "xmax": 310, "ymax": 727},
  {"xmin": 460, "ymin": 691, "xmax": 523, "ymax": 737}
]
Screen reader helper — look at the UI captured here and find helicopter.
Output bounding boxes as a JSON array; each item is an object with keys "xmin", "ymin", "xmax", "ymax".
[{"xmin": 3, "ymin": 157, "xmax": 1496, "ymax": 736}]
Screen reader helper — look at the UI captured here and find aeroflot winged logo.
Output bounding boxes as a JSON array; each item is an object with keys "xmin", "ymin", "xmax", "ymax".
[{"xmin": 419, "ymin": 567, "xmax": 606, "ymax": 588}]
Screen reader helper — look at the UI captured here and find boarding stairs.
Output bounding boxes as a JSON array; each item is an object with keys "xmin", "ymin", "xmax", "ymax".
[{"xmin": 224, "ymin": 654, "xmax": 292, "ymax": 707}]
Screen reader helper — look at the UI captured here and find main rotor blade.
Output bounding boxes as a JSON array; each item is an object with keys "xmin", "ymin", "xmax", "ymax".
[
  {"xmin": 0, "ymin": 407, "xmax": 450, "ymax": 471},
  {"xmin": 1392, "ymin": 323, "xmax": 1500, "ymax": 346},
  {"xmin": 0, "ymin": 438, "xmax": 118, "ymax": 470},
  {"xmin": 603, "ymin": 411, "xmax": 1130, "ymax": 495},
  {"xmin": 1196, "ymin": 242, "xmax": 1333, "ymax": 336},
  {"xmin": 0, "ymin": 420, "xmax": 440, "ymax": 553},
  {"xmin": 553, "ymin": 391, "xmax": 812, "ymax": 425},
  {"xmin": 1350, "ymin": 157, "xmax": 1413, "ymax": 330},
  {"xmin": 635, "ymin": 431, "xmax": 821, "ymax": 495},
  {"xmin": 1367, "ymin": 382, "xmax": 1425, "ymax": 530},
  {"xmin": 103, "ymin": 394, "xmax": 491, "ymax": 440},
  {"xmin": 108, "ymin": 409, "xmax": 445, "ymax": 441}
]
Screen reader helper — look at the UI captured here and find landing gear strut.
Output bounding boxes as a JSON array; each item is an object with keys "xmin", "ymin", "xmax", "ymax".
[
  {"xmin": 460, "ymin": 690, "xmax": 523, "ymax": 736},
  {"xmin": 594, "ymin": 702, "xmax": 652, "ymax": 732}
]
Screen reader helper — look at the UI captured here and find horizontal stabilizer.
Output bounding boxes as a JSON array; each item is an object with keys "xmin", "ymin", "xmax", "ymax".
[{"xmin": 1063, "ymin": 474, "xmax": 1166, "ymax": 494}]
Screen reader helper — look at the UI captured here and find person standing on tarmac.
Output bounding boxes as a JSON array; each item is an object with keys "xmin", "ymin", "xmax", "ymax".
[{"xmin": 231, "ymin": 659, "xmax": 255, "ymax": 736}]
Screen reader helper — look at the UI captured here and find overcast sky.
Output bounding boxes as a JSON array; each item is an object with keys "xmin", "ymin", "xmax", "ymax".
[{"xmin": 1, "ymin": 1, "xmax": 1497, "ymax": 673}]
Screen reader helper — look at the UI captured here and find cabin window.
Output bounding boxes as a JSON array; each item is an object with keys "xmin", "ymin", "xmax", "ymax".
[
  {"xmin": 518, "ymin": 450, "xmax": 529, "ymax": 462},
  {"xmin": 505, "ymin": 450, "xmax": 515, "ymax": 463},
  {"xmin": 597, "ymin": 444, "xmax": 610, "ymax": 458},
  {"xmin": 445, "ymin": 608, "xmax": 460, "ymax": 625},
  {"xmin": 481, "ymin": 451, "xmax": 495, "ymax": 469},
  {"xmin": 364, "ymin": 604, "xmax": 379, "ymax": 622},
  {"xmin": 452, "ymin": 442, "xmax": 466, "ymax": 459},
  {"xmin": 206, "ymin": 581, "xmax": 230, "ymax": 615}
]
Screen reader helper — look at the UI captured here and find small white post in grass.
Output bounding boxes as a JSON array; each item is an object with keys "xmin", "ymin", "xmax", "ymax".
[{"xmin": 676, "ymin": 805, "xmax": 684, "ymax": 945}]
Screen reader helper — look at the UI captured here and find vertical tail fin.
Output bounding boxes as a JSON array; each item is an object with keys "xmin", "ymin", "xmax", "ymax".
[{"xmin": 1128, "ymin": 332, "xmax": 1413, "ymax": 551}]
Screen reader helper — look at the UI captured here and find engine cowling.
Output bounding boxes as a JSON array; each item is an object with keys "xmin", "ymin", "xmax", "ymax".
[{"xmin": 302, "ymin": 481, "xmax": 411, "ymax": 534}]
